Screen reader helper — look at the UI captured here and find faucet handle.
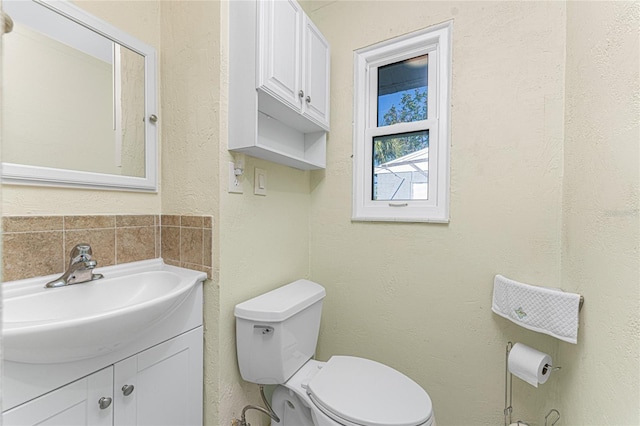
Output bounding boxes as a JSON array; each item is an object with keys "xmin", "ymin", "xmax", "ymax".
[{"xmin": 70, "ymin": 243, "xmax": 93, "ymax": 263}]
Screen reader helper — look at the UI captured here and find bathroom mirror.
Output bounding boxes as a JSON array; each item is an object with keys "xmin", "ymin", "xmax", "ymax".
[{"xmin": 1, "ymin": 0, "xmax": 158, "ymax": 191}]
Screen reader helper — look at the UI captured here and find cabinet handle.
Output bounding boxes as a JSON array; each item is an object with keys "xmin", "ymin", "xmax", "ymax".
[
  {"xmin": 298, "ymin": 90, "xmax": 304, "ymax": 98},
  {"xmin": 305, "ymin": 95, "xmax": 311, "ymax": 104},
  {"xmin": 98, "ymin": 397, "xmax": 112, "ymax": 410},
  {"xmin": 122, "ymin": 384, "xmax": 135, "ymax": 396}
]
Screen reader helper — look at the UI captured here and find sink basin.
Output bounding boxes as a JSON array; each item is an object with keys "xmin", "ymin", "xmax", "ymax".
[{"xmin": 2, "ymin": 259, "xmax": 206, "ymax": 364}]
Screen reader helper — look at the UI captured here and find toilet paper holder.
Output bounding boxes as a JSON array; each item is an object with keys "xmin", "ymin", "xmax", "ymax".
[
  {"xmin": 504, "ymin": 342, "xmax": 514, "ymax": 426},
  {"xmin": 541, "ymin": 364, "xmax": 561, "ymax": 375},
  {"xmin": 504, "ymin": 342, "xmax": 561, "ymax": 426}
]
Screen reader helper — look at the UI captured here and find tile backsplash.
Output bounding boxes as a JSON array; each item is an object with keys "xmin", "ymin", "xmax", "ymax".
[{"xmin": 3, "ymin": 214, "xmax": 212, "ymax": 282}]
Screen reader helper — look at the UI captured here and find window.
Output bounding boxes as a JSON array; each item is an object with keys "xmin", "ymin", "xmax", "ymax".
[{"xmin": 352, "ymin": 22, "xmax": 451, "ymax": 222}]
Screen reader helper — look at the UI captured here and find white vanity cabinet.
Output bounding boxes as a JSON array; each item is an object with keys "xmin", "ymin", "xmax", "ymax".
[
  {"xmin": 229, "ymin": 0, "xmax": 330, "ymax": 170},
  {"xmin": 114, "ymin": 327, "xmax": 203, "ymax": 426},
  {"xmin": 257, "ymin": 0, "xmax": 330, "ymax": 130},
  {"xmin": 3, "ymin": 367, "xmax": 114, "ymax": 426},
  {"xmin": 3, "ymin": 328, "xmax": 202, "ymax": 426},
  {"xmin": 2, "ymin": 260, "xmax": 206, "ymax": 426}
]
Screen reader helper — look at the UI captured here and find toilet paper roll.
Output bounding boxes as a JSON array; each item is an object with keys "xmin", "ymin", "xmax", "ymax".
[{"xmin": 508, "ymin": 343, "xmax": 552, "ymax": 387}]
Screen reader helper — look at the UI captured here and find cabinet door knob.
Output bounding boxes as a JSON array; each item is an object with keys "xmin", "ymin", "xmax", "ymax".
[
  {"xmin": 122, "ymin": 384, "xmax": 135, "ymax": 396},
  {"xmin": 98, "ymin": 397, "xmax": 112, "ymax": 410},
  {"xmin": 298, "ymin": 90, "xmax": 304, "ymax": 98},
  {"xmin": 305, "ymin": 95, "xmax": 311, "ymax": 104}
]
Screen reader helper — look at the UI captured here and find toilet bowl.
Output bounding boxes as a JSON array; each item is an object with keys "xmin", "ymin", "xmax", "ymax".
[
  {"xmin": 271, "ymin": 358, "xmax": 435, "ymax": 426},
  {"xmin": 234, "ymin": 279, "xmax": 435, "ymax": 426}
]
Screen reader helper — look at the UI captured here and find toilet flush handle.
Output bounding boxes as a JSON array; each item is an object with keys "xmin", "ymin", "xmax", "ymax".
[{"xmin": 253, "ymin": 325, "xmax": 274, "ymax": 335}]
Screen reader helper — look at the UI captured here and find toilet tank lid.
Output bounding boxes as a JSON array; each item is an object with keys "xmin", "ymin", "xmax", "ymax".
[{"xmin": 234, "ymin": 279, "xmax": 326, "ymax": 322}]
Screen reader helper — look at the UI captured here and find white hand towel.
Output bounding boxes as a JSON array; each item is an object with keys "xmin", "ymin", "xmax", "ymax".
[{"xmin": 492, "ymin": 275, "xmax": 581, "ymax": 344}]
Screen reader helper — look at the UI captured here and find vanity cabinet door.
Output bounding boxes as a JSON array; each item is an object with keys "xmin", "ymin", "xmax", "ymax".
[
  {"xmin": 114, "ymin": 326, "xmax": 203, "ymax": 426},
  {"xmin": 2, "ymin": 367, "xmax": 113, "ymax": 426},
  {"xmin": 257, "ymin": 0, "xmax": 303, "ymax": 111}
]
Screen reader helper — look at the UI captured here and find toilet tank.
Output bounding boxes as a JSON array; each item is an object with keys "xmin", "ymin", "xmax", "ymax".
[{"xmin": 234, "ymin": 279, "xmax": 326, "ymax": 384}]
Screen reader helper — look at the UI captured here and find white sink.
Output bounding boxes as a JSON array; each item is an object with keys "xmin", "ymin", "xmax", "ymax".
[{"xmin": 2, "ymin": 259, "xmax": 206, "ymax": 364}]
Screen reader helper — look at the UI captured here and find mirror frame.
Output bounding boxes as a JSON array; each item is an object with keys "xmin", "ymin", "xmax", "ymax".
[{"xmin": 2, "ymin": 0, "xmax": 158, "ymax": 192}]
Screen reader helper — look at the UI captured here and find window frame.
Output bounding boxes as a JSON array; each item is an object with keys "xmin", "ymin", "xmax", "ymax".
[{"xmin": 352, "ymin": 22, "xmax": 452, "ymax": 223}]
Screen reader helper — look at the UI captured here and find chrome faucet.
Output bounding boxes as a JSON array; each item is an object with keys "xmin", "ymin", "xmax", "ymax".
[{"xmin": 45, "ymin": 243, "xmax": 104, "ymax": 288}]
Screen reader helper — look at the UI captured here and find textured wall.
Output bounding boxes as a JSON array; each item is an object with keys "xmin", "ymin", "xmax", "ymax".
[
  {"xmin": 304, "ymin": 1, "xmax": 566, "ymax": 425},
  {"xmin": 160, "ymin": 1, "xmax": 219, "ymax": 217},
  {"xmin": 158, "ymin": 3, "xmax": 223, "ymax": 424},
  {"xmin": 216, "ymin": 1, "xmax": 312, "ymax": 421},
  {"xmin": 159, "ymin": 2, "xmax": 313, "ymax": 424},
  {"xmin": 560, "ymin": 2, "xmax": 640, "ymax": 424}
]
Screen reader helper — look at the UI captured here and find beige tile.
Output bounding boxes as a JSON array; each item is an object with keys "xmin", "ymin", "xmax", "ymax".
[
  {"xmin": 155, "ymin": 226, "xmax": 161, "ymax": 258},
  {"xmin": 181, "ymin": 215, "xmax": 203, "ymax": 228},
  {"xmin": 65, "ymin": 229, "xmax": 116, "ymax": 268},
  {"xmin": 116, "ymin": 215, "xmax": 155, "ymax": 227},
  {"xmin": 65, "ymin": 215, "xmax": 115, "ymax": 230},
  {"xmin": 161, "ymin": 215, "xmax": 180, "ymax": 226},
  {"xmin": 3, "ymin": 231, "xmax": 64, "ymax": 281},
  {"xmin": 161, "ymin": 226, "xmax": 181, "ymax": 262},
  {"xmin": 203, "ymin": 216, "xmax": 213, "ymax": 229},
  {"xmin": 116, "ymin": 227, "xmax": 156, "ymax": 264},
  {"xmin": 203, "ymin": 229, "xmax": 212, "ymax": 267},
  {"xmin": 180, "ymin": 227, "xmax": 203, "ymax": 265},
  {"xmin": 3, "ymin": 216, "xmax": 63, "ymax": 233},
  {"xmin": 164, "ymin": 259, "xmax": 181, "ymax": 268},
  {"xmin": 181, "ymin": 262, "xmax": 212, "ymax": 279}
]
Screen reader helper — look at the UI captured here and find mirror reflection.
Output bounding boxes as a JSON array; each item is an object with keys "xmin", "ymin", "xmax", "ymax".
[{"xmin": 2, "ymin": 0, "xmax": 146, "ymax": 178}]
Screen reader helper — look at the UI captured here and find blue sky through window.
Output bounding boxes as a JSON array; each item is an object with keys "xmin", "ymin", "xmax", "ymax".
[{"xmin": 377, "ymin": 87, "xmax": 427, "ymax": 126}]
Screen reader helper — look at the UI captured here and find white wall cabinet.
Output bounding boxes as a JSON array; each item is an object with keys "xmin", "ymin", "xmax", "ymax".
[
  {"xmin": 257, "ymin": 0, "xmax": 330, "ymax": 130},
  {"xmin": 230, "ymin": 0, "xmax": 330, "ymax": 170},
  {"xmin": 3, "ymin": 328, "xmax": 202, "ymax": 426},
  {"xmin": 256, "ymin": 0, "xmax": 303, "ymax": 113},
  {"xmin": 301, "ymin": 16, "xmax": 331, "ymax": 128}
]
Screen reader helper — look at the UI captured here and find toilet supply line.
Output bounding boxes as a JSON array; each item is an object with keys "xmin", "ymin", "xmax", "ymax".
[{"xmin": 231, "ymin": 385, "xmax": 280, "ymax": 426}]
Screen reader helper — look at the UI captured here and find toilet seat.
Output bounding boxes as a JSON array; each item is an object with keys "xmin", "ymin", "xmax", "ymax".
[{"xmin": 306, "ymin": 356, "xmax": 433, "ymax": 426}]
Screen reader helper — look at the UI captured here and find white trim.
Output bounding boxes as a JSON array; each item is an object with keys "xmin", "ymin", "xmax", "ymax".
[
  {"xmin": 113, "ymin": 43, "xmax": 123, "ymax": 169},
  {"xmin": 1, "ymin": 0, "xmax": 158, "ymax": 192},
  {"xmin": 353, "ymin": 22, "xmax": 452, "ymax": 223}
]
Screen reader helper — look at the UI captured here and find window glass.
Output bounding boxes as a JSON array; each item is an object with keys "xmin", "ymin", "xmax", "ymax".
[
  {"xmin": 353, "ymin": 22, "xmax": 451, "ymax": 222},
  {"xmin": 377, "ymin": 55, "xmax": 428, "ymax": 127},
  {"xmin": 372, "ymin": 130, "xmax": 429, "ymax": 201}
]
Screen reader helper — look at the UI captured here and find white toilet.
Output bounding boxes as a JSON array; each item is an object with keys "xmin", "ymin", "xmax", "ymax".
[{"xmin": 234, "ymin": 279, "xmax": 436, "ymax": 426}]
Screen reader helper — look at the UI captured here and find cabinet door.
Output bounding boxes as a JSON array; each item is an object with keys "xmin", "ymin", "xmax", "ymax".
[
  {"xmin": 114, "ymin": 327, "xmax": 203, "ymax": 426},
  {"xmin": 302, "ymin": 16, "xmax": 330, "ymax": 129},
  {"xmin": 257, "ymin": 0, "xmax": 302, "ymax": 111},
  {"xmin": 3, "ymin": 367, "xmax": 113, "ymax": 426}
]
